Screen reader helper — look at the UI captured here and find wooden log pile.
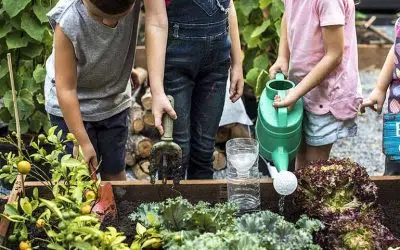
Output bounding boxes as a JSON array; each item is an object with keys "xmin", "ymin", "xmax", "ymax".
[{"xmin": 125, "ymin": 67, "xmax": 159, "ymax": 180}]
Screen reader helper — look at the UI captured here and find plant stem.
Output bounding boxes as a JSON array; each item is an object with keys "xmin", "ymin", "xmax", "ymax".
[{"xmin": 7, "ymin": 53, "xmax": 26, "ymax": 197}]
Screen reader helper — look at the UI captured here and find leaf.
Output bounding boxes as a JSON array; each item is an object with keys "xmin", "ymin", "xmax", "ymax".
[
  {"xmin": 47, "ymin": 243, "xmax": 65, "ymax": 250},
  {"xmin": 0, "ymin": 59, "xmax": 8, "ymax": 80},
  {"xmin": 253, "ymin": 54, "xmax": 269, "ymax": 69},
  {"xmin": 48, "ymin": 126, "xmax": 57, "ymax": 136},
  {"xmin": 0, "ymin": 22, "xmax": 12, "ymax": 39},
  {"xmin": 256, "ymin": 70, "xmax": 270, "ymax": 98},
  {"xmin": 245, "ymin": 68, "xmax": 261, "ymax": 88},
  {"xmin": 136, "ymin": 223, "xmax": 147, "ymax": 235},
  {"xmin": 21, "ymin": 12, "xmax": 45, "ymax": 41},
  {"xmin": 61, "ymin": 157, "xmax": 82, "ymax": 168},
  {"xmin": 20, "ymin": 197, "xmax": 33, "ymax": 215},
  {"xmin": 4, "ymin": 204, "xmax": 19, "ymax": 216},
  {"xmin": 70, "ymin": 242, "xmax": 92, "ymax": 250},
  {"xmin": 22, "ymin": 78, "xmax": 41, "ymax": 94},
  {"xmin": 8, "ymin": 119, "xmax": 29, "ymax": 134},
  {"xmin": 259, "ymin": 0, "xmax": 272, "ymax": 8},
  {"xmin": 33, "ymin": 4, "xmax": 51, "ymax": 23},
  {"xmin": 33, "ymin": 64, "xmax": 46, "ymax": 83},
  {"xmin": 0, "ymin": 214, "xmax": 26, "ymax": 222},
  {"xmin": 3, "ymin": 0, "xmax": 31, "ymax": 18},
  {"xmin": 30, "ymin": 111, "xmax": 48, "ymax": 133},
  {"xmin": 39, "ymin": 198, "xmax": 63, "ymax": 220},
  {"xmin": 251, "ymin": 20, "xmax": 271, "ymax": 38},
  {"xmin": 36, "ymin": 93, "xmax": 45, "ymax": 104},
  {"xmin": 21, "ymin": 43, "xmax": 44, "ymax": 58},
  {"xmin": 6, "ymin": 32, "xmax": 29, "ymax": 49},
  {"xmin": 0, "ymin": 107, "xmax": 11, "ymax": 123},
  {"xmin": 33, "ymin": 187, "xmax": 39, "ymax": 200},
  {"xmin": 4, "ymin": 89, "xmax": 35, "ymax": 120},
  {"xmin": 237, "ymin": 0, "xmax": 258, "ymax": 16}
]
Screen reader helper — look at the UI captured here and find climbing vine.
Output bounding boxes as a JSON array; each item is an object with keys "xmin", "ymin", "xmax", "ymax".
[
  {"xmin": 0, "ymin": 0, "xmax": 57, "ymax": 134},
  {"xmin": 234, "ymin": 0, "xmax": 284, "ymax": 98}
]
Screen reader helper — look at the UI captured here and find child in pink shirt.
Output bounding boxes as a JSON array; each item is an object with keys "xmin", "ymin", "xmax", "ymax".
[{"xmin": 269, "ymin": 0, "xmax": 361, "ymax": 168}]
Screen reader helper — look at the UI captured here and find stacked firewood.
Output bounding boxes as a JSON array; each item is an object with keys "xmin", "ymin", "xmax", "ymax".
[{"xmin": 125, "ymin": 67, "xmax": 159, "ymax": 180}]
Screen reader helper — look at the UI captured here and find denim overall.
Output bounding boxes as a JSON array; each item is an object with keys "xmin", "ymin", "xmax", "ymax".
[{"xmin": 165, "ymin": 0, "xmax": 231, "ymax": 179}]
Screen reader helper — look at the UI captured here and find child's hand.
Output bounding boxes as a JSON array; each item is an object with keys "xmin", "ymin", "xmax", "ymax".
[
  {"xmin": 81, "ymin": 142, "xmax": 98, "ymax": 172},
  {"xmin": 230, "ymin": 63, "xmax": 244, "ymax": 103},
  {"xmin": 273, "ymin": 88, "xmax": 300, "ymax": 111},
  {"xmin": 359, "ymin": 88, "xmax": 387, "ymax": 114},
  {"xmin": 269, "ymin": 58, "xmax": 289, "ymax": 79},
  {"xmin": 152, "ymin": 93, "xmax": 177, "ymax": 135}
]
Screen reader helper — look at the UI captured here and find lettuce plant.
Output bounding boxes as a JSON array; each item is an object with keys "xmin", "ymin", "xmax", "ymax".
[{"xmin": 295, "ymin": 159, "xmax": 379, "ymax": 221}]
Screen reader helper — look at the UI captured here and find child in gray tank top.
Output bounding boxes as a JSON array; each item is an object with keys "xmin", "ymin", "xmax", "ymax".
[{"xmin": 45, "ymin": 0, "xmax": 137, "ymax": 180}]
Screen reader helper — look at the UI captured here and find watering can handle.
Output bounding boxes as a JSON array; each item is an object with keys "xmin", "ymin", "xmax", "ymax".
[
  {"xmin": 161, "ymin": 95, "xmax": 174, "ymax": 141},
  {"xmin": 275, "ymin": 72, "xmax": 285, "ymax": 81},
  {"xmin": 277, "ymin": 90, "xmax": 288, "ymax": 127}
]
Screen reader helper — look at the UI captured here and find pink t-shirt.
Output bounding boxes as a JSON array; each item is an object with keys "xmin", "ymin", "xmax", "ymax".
[{"xmin": 284, "ymin": 0, "xmax": 361, "ymax": 121}]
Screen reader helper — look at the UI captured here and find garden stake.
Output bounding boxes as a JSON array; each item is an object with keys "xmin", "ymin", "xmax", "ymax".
[
  {"xmin": 7, "ymin": 53, "xmax": 25, "ymax": 197},
  {"xmin": 73, "ymin": 142, "xmax": 117, "ymax": 221},
  {"xmin": 149, "ymin": 95, "xmax": 182, "ymax": 185}
]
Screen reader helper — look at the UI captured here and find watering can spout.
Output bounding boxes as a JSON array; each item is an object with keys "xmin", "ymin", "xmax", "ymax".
[{"xmin": 272, "ymin": 147, "xmax": 289, "ymax": 172}]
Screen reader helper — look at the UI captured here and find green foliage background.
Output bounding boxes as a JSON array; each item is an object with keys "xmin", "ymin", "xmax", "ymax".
[
  {"xmin": 0, "ymin": 0, "xmax": 57, "ymax": 134},
  {"xmin": 234, "ymin": 0, "xmax": 284, "ymax": 98}
]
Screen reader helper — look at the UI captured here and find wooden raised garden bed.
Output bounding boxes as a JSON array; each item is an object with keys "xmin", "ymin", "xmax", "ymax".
[{"xmin": 1, "ymin": 176, "xmax": 400, "ymax": 245}]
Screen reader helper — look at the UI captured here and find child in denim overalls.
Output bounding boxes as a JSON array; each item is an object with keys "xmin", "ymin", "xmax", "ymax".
[
  {"xmin": 361, "ymin": 18, "xmax": 400, "ymax": 175},
  {"xmin": 144, "ymin": 0, "xmax": 244, "ymax": 179}
]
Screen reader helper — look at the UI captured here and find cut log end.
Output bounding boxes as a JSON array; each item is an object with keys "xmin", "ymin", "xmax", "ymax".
[
  {"xmin": 133, "ymin": 160, "xmax": 150, "ymax": 180},
  {"xmin": 131, "ymin": 120, "xmax": 145, "ymax": 134},
  {"xmin": 141, "ymin": 88, "xmax": 152, "ymax": 111},
  {"xmin": 213, "ymin": 150, "xmax": 226, "ymax": 171},
  {"xmin": 143, "ymin": 111, "xmax": 155, "ymax": 127}
]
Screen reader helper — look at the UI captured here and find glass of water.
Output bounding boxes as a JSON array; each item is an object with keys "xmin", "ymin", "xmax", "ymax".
[{"xmin": 226, "ymin": 138, "xmax": 260, "ymax": 214}]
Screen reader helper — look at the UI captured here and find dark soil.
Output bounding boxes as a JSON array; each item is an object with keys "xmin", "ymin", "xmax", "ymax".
[
  {"xmin": 381, "ymin": 200, "xmax": 400, "ymax": 237},
  {"xmin": 101, "ymin": 199, "xmax": 140, "ymax": 244}
]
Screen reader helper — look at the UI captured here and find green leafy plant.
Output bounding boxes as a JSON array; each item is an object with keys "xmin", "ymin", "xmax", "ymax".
[
  {"xmin": 129, "ymin": 198, "xmax": 323, "ymax": 250},
  {"xmin": 234, "ymin": 0, "xmax": 284, "ymax": 98},
  {"xmin": 0, "ymin": 0, "xmax": 55, "ymax": 134},
  {"xmin": 0, "ymin": 128, "xmax": 132, "ymax": 249}
]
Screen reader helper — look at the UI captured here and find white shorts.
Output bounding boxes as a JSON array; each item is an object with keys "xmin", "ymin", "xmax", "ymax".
[{"xmin": 303, "ymin": 111, "xmax": 357, "ymax": 147}]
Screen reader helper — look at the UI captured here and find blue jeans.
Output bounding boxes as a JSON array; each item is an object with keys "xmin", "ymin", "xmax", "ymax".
[{"xmin": 164, "ymin": 16, "xmax": 231, "ymax": 179}]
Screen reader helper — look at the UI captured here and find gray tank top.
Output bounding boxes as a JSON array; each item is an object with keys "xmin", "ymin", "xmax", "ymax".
[{"xmin": 45, "ymin": 0, "xmax": 136, "ymax": 121}]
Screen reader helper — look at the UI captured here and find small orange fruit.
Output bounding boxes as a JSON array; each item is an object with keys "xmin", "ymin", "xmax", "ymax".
[
  {"xmin": 19, "ymin": 241, "xmax": 30, "ymax": 250},
  {"xmin": 81, "ymin": 204, "xmax": 92, "ymax": 215},
  {"xmin": 17, "ymin": 161, "xmax": 31, "ymax": 175}
]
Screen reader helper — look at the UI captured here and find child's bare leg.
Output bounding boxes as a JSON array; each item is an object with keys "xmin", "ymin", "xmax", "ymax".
[
  {"xmin": 305, "ymin": 144, "xmax": 333, "ymax": 163},
  {"xmin": 296, "ymin": 142, "xmax": 332, "ymax": 169},
  {"xmin": 295, "ymin": 140, "xmax": 307, "ymax": 170}
]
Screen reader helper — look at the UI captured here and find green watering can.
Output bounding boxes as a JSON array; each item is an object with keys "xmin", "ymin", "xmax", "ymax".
[{"xmin": 255, "ymin": 73, "xmax": 303, "ymax": 195}]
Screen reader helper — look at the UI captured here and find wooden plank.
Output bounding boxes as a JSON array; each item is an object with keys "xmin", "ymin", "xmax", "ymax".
[
  {"xmin": 1, "ymin": 177, "xmax": 400, "ymax": 243},
  {"xmin": 358, "ymin": 44, "xmax": 392, "ymax": 70}
]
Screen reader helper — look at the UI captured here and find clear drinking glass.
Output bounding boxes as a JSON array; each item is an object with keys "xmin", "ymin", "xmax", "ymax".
[{"xmin": 226, "ymin": 138, "xmax": 260, "ymax": 213}]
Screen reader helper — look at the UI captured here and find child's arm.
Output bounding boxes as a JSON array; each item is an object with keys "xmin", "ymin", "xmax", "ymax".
[
  {"xmin": 273, "ymin": 25, "xmax": 344, "ymax": 109},
  {"xmin": 269, "ymin": 12, "xmax": 290, "ymax": 78},
  {"xmin": 228, "ymin": 0, "xmax": 244, "ymax": 103},
  {"xmin": 54, "ymin": 25, "xmax": 97, "ymax": 168},
  {"xmin": 144, "ymin": 0, "xmax": 177, "ymax": 135},
  {"xmin": 360, "ymin": 46, "xmax": 395, "ymax": 114}
]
